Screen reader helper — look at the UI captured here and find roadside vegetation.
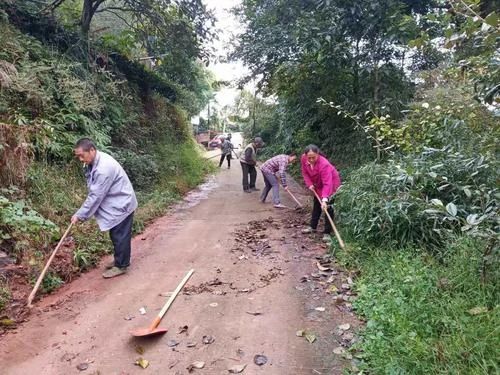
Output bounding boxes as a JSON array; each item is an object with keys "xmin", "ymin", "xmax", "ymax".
[
  {"xmin": 0, "ymin": 0, "xmax": 215, "ymax": 318},
  {"xmin": 233, "ymin": 0, "xmax": 498, "ymax": 373}
]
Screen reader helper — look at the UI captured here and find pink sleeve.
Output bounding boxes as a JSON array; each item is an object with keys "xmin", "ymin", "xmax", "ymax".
[
  {"xmin": 300, "ymin": 155, "xmax": 313, "ymax": 188},
  {"xmin": 319, "ymin": 165, "xmax": 334, "ymax": 199},
  {"xmin": 331, "ymin": 165, "xmax": 341, "ymax": 194}
]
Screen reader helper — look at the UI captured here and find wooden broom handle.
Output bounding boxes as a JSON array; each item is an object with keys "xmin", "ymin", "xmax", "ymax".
[
  {"xmin": 27, "ymin": 222, "xmax": 73, "ymax": 307},
  {"xmin": 149, "ymin": 269, "xmax": 195, "ymax": 330},
  {"xmin": 312, "ymin": 190, "xmax": 346, "ymax": 250}
]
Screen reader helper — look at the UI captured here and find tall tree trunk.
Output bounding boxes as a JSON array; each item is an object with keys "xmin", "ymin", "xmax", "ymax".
[
  {"xmin": 81, "ymin": 0, "xmax": 94, "ymax": 38},
  {"xmin": 353, "ymin": 38, "xmax": 361, "ymax": 103}
]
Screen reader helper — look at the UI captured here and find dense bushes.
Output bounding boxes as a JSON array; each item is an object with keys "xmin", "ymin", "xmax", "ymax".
[{"xmin": 336, "ymin": 147, "xmax": 498, "ymax": 253}]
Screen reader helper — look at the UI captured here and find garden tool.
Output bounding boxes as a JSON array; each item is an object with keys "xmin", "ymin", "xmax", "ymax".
[
  {"xmin": 130, "ymin": 269, "xmax": 194, "ymax": 337},
  {"xmin": 312, "ymin": 189, "xmax": 346, "ymax": 249},
  {"xmin": 27, "ymin": 222, "xmax": 73, "ymax": 308}
]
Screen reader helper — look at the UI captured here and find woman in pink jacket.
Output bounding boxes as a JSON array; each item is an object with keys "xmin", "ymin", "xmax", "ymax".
[{"xmin": 300, "ymin": 144, "xmax": 341, "ymax": 242}]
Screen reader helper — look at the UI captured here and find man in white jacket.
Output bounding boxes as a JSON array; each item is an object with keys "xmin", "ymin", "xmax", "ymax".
[{"xmin": 71, "ymin": 138, "xmax": 138, "ymax": 278}]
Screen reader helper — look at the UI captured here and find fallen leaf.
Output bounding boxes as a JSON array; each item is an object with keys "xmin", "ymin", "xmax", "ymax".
[
  {"xmin": 139, "ymin": 307, "xmax": 146, "ymax": 315},
  {"xmin": 187, "ymin": 361, "xmax": 205, "ymax": 372},
  {"xmin": 328, "ymin": 285, "xmax": 338, "ymax": 293},
  {"xmin": 468, "ymin": 306, "xmax": 488, "ymax": 315},
  {"xmin": 167, "ymin": 340, "xmax": 179, "ymax": 348},
  {"xmin": 61, "ymin": 352, "xmax": 77, "ymax": 362},
  {"xmin": 245, "ymin": 311, "xmax": 262, "ymax": 316},
  {"xmin": 76, "ymin": 362, "xmax": 89, "ymax": 371},
  {"xmin": 305, "ymin": 333, "xmax": 316, "ymax": 343},
  {"xmin": 338, "ymin": 323, "xmax": 351, "ymax": 331},
  {"xmin": 228, "ymin": 364, "xmax": 247, "ymax": 373},
  {"xmin": 178, "ymin": 325, "xmax": 189, "ymax": 334},
  {"xmin": 169, "ymin": 359, "xmax": 180, "ymax": 369},
  {"xmin": 333, "ymin": 347, "xmax": 345, "ymax": 355},
  {"xmin": 135, "ymin": 345, "xmax": 145, "ymax": 355},
  {"xmin": 186, "ymin": 342, "xmax": 197, "ymax": 348},
  {"xmin": 209, "ymin": 302, "xmax": 218, "ymax": 307},
  {"xmin": 316, "ymin": 261, "xmax": 331, "ymax": 272},
  {"xmin": 314, "ymin": 307, "xmax": 326, "ymax": 312},
  {"xmin": 134, "ymin": 358, "xmax": 149, "ymax": 369},
  {"xmin": 123, "ymin": 315, "xmax": 134, "ymax": 321},
  {"xmin": 0, "ymin": 318, "xmax": 15, "ymax": 327},
  {"xmin": 296, "ymin": 330, "xmax": 304, "ymax": 337},
  {"xmin": 253, "ymin": 354, "xmax": 268, "ymax": 366},
  {"xmin": 202, "ymin": 335, "xmax": 215, "ymax": 344}
]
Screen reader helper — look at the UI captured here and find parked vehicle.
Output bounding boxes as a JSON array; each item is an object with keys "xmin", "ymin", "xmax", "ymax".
[{"xmin": 208, "ymin": 134, "xmax": 227, "ymax": 149}]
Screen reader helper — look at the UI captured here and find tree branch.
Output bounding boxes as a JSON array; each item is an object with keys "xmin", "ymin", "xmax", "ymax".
[{"xmin": 95, "ymin": 6, "xmax": 135, "ymax": 13}]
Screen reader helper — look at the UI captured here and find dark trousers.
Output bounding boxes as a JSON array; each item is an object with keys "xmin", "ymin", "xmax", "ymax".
[
  {"xmin": 109, "ymin": 212, "xmax": 134, "ymax": 268},
  {"xmin": 311, "ymin": 197, "xmax": 334, "ymax": 234},
  {"xmin": 240, "ymin": 162, "xmax": 257, "ymax": 190},
  {"xmin": 219, "ymin": 153, "xmax": 231, "ymax": 168}
]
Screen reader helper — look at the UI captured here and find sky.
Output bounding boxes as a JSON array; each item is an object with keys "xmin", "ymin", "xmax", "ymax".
[{"xmin": 202, "ymin": 0, "xmax": 249, "ymax": 110}]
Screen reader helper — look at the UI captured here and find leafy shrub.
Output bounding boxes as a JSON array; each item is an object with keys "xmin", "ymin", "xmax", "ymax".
[
  {"xmin": 344, "ymin": 238, "xmax": 499, "ymax": 374},
  {"xmin": 0, "ymin": 278, "xmax": 10, "ymax": 311},
  {"xmin": 0, "ymin": 192, "xmax": 58, "ymax": 258},
  {"xmin": 366, "ymin": 83, "xmax": 499, "ymax": 157},
  {"xmin": 40, "ymin": 271, "xmax": 64, "ymax": 293},
  {"xmin": 336, "ymin": 147, "xmax": 498, "ymax": 252},
  {"xmin": 113, "ymin": 150, "xmax": 159, "ymax": 191}
]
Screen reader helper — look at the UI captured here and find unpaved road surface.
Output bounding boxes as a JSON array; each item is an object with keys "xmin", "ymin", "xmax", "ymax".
[{"xmin": 0, "ymin": 145, "xmax": 360, "ymax": 374}]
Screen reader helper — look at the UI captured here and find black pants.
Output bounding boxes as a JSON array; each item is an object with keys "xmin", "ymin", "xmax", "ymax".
[
  {"xmin": 109, "ymin": 212, "xmax": 134, "ymax": 268},
  {"xmin": 240, "ymin": 162, "xmax": 257, "ymax": 190},
  {"xmin": 219, "ymin": 153, "xmax": 231, "ymax": 168},
  {"xmin": 311, "ymin": 197, "xmax": 334, "ymax": 234}
]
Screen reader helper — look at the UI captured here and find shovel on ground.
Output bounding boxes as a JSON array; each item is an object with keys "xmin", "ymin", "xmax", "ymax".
[{"xmin": 131, "ymin": 269, "xmax": 194, "ymax": 337}]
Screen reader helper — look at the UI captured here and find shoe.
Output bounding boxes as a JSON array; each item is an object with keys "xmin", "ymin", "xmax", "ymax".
[
  {"xmin": 301, "ymin": 227, "xmax": 316, "ymax": 234},
  {"xmin": 104, "ymin": 260, "xmax": 115, "ymax": 269},
  {"xmin": 322, "ymin": 234, "xmax": 332, "ymax": 243},
  {"xmin": 260, "ymin": 199, "xmax": 266, "ymax": 203},
  {"xmin": 274, "ymin": 203, "xmax": 287, "ymax": 209},
  {"xmin": 244, "ymin": 189, "xmax": 252, "ymax": 193},
  {"xmin": 102, "ymin": 266, "xmax": 127, "ymax": 279},
  {"xmin": 250, "ymin": 187, "xmax": 260, "ymax": 191}
]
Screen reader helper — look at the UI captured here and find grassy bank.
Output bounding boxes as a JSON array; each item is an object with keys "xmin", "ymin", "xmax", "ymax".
[{"xmin": 335, "ymin": 237, "xmax": 499, "ymax": 374}]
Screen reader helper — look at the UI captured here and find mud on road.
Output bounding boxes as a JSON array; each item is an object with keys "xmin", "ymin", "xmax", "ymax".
[{"xmin": 0, "ymin": 159, "xmax": 361, "ymax": 374}]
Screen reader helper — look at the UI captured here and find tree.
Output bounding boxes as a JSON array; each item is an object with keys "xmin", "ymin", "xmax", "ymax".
[{"xmin": 44, "ymin": 0, "xmax": 214, "ymax": 52}]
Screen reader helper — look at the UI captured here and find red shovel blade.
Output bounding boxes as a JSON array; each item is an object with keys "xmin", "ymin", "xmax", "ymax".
[{"xmin": 130, "ymin": 327, "xmax": 168, "ymax": 337}]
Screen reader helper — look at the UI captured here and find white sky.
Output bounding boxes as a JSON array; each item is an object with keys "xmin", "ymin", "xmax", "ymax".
[{"xmin": 203, "ymin": 0, "xmax": 249, "ymax": 111}]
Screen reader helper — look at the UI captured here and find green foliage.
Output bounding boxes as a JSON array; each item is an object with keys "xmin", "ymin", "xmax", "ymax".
[
  {"xmin": 341, "ymin": 238, "xmax": 499, "ymax": 374},
  {"xmin": 366, "ymin": 83, "xmax": 499, "ymax": 156},
  {"xmin": 0, "ymin": 278, "xmax": 10, "ymax": 311},
  {"xmin": 336, "ymin": 148, "xmax": 498, "ymax": 252},
  {"xmin": 0, "ymin": 191, "xmax": 58, "ymax": 257},
  {"xmin": 113, "ymin": 150, "xmax": 159, "ymax": 191},
  {"xmin": 40, "ymin": 271, "xmax": 64, "ymax": 293}
]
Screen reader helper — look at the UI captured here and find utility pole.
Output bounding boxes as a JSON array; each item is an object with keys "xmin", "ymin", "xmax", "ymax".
[
  {"xmin": 252, "ymin": 88, "xmax": 256, "ymax": 136},
  {"xmin": 207, "ymin": 100, "xmax": 211, "ymax": 135}
]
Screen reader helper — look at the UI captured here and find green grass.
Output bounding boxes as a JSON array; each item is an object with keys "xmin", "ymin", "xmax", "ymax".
[
  {"xmin": 0, "ymin": 279, "xmax": 10, "ymax": 311},
  {"xmin": 337, "ymin": 237, "xmax": 499, "ymax": 374}
]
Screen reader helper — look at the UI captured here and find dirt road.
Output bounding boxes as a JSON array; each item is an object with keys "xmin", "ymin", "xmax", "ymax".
[{"xmin": 0, "ymin": 144, "xmax": 359, "ymax": 374}]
